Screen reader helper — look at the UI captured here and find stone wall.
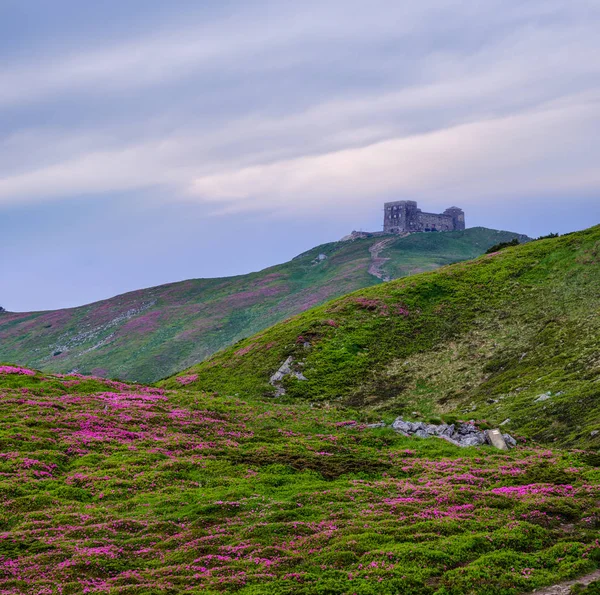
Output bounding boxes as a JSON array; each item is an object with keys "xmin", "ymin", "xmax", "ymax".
[{"xmin": 418, "ymin": 211, "xmax": 455, "ymax": 231}]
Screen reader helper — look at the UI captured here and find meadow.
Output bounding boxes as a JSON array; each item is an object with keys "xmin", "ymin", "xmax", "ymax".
[{"xmin": 0, "ymin": 365, "xmax": 598, "ymax": 594}]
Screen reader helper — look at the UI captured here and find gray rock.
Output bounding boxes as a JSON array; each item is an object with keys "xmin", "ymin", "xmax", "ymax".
[
  {"xmin": 392, "ymin": 418, "xmax": 412, "ymax": 433},
  {"xmin": 591, "ymin": 430, "xmax": 599, "ymax": 437},
  {"xmin": 440, "ymin": 424, "xmax": 455, "ymax": 437},
  {"xmin": 389, "ymin": 416, "xmax": 502, "ymax": 449},
  {"xmin": 500, "ymin": 418, "xmax": 511, "ymax": 426},
  {"xmin": 270, "ymin": 356, "xmax": 294, "ymax": 384},
  {"xmin": 439, "ymin": 434, "xmax": 462, "ymax": 447},
  {"xmin": 366, "ymin": 422, "xmax": 386, "ymax": 429},
  {"xmin": 535, "ymin": 392, "xmax": 552, "ymax": 402},
  {"xmin": 457, "ymin": 423, "xmax": 478, "ymax": 436},
  {"xmin": 503, "ymin": 433, "xmax": 517, "ymax": 448},
  {"xmin": 414, "ymin": 429, "xmax": 430, "ymax": 439},
  {"xmin": 459, "ymin": 433, "xmax": 486, "ymax": 447}
]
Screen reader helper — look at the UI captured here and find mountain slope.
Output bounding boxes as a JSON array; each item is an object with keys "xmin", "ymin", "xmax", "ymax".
[
  {"xmin": 0, "ymin": 227, "xmax": 523, "ymax": 383},
  {"xmin": 163, "ymin": 226, "xmax": 600, "ymax": 448}
]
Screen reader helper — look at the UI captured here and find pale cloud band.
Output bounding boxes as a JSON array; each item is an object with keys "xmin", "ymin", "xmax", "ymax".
[{"xmin": 0, "ymin": 0, "xmax": 599, "ymax": 217}]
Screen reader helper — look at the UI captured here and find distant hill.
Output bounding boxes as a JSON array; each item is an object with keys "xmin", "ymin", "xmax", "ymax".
[
  {"xmin": 163, "ymin": 226, "xmax": 600, "ymax": 448},
  {"xmin": 0, "ymin": 227, "xmax": 526, "ymax": 383}
]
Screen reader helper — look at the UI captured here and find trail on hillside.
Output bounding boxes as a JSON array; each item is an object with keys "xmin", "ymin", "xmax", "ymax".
[
  {"xmin": 368, "ymin": 237, "xmax": 396, "ymax": 281},
  {"xmin": 526, "ymin": 569, "xmax": 600, "ymax": 594}
]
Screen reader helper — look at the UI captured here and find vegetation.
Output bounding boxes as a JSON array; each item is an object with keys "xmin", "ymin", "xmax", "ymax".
[
  {"xmin": 0, "ymin": 365, "xmax": 599, "ymax": 594},
  {"xmin": 0, "ymin": 228, "xmax": 526, "ymax": 383},
  {"xmin": 164, "ymin": 226, "xmax": 600, "ymax": 448},
  {"xmin": 571, "ymin": 581, "xmax": 600, "ymax": 594},
  {"xmin": 485, "ymin": 238, "xmax": 520, "ymax": 254}
]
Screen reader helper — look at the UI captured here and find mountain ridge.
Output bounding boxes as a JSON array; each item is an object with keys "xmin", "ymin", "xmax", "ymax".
[{"xmin": 0, "ymin": 227, "xmax": 525, "ymax": 382}]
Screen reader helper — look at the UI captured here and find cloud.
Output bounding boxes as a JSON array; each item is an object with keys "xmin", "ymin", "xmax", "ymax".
[
  {"xmin": 188, "ymin": 94, "xmax": 600, "ymax": 212},
  {"xmin": 0, "ymin": 0, "xmax": 599, "ymax": 215}
]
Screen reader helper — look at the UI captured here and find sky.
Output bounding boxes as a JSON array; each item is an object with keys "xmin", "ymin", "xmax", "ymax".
[{"xmin": 1, "ymin": 0, "xmax": 600, "ymax": 312}]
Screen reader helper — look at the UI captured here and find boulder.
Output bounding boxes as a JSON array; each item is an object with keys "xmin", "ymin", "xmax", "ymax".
[
  {"xmin": 503, "ymin": 433, "xmax": 517, "ymax": 448},
  {"xmin": 440, "ymin": 424, "xmax": 455, "ymax": 437},
  {"xmin": 459, "ymin": 433, "xmax": 486, "ymax": 447},
  {"xmin": 456, "ymin": 423, "xmax": 474, "ymax": 436},
  {"xmin": 485, "ymin": 429, "xmax": 509, "ymax": 450},
  {"xmin": 439, "ymin": 434, "xmax": 462, "ymax": 447},
  {"xmin": 270, "ymin": 356, "xmax": 294, "ymax": 384},
  {"xmin": 269, "ymin": 357, "xmax": 308, "ymax": 395},
  {"xmin": 392, "ymin": 418, "xmax": 412, "ymax": 433}
]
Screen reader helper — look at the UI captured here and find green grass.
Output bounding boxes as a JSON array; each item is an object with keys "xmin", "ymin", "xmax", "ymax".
[
  {"xmin": 163, "ymin": 226, "xmax": 600, "ymax": 448},
  {"xmin": 0, "ymin": 227, "xmax": 525, "ymax": 383},
  {"xmin": 0, "ymin": 367, "xmax": 598, "ymax": 594}
]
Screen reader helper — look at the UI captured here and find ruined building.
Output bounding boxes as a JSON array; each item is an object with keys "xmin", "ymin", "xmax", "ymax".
[{"xmin": 383, "ymin": 201, "xmax": 465, "ymax": 234}]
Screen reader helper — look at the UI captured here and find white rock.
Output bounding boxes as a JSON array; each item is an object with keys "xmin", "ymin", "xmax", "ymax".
[{"xmin": 485, "ymin": 429, "xmax": 508, "ymax": 450}]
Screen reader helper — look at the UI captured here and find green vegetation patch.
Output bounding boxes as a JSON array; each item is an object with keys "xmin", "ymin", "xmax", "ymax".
[
  {"xmin": 0, "ymin": 367, "xmax": 598, "ymax": 593},
  {"xmin": 168, "ymin": 226, "xmax": 600, "ymax": 448}
]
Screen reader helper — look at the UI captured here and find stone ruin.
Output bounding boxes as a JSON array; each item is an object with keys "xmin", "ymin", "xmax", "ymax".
[{"xmin": 383, "ymin": 200, "xmax": 465, "ymax": 234}]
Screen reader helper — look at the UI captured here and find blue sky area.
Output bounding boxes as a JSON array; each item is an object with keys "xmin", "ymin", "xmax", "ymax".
[{"xmin": 1, "ymin": 1, "xmax": 599, "ymax": 311}]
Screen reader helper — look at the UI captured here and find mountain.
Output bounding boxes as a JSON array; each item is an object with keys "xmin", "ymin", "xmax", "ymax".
[
  {"xmin": 163, "ymin": 225, "xmax": 600, "ymax": 448},
  {"xmin": 2, "ymin": 364, "xmax": 599, "ymax": 594},
  {"xmin": 0, "ymin": 227, "xmax": 525, "ymax": 383}
]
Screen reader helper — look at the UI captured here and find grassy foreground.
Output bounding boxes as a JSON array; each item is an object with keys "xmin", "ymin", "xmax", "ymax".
[
  {"xmin": 166, "ymin": 226, "xmax": 600, "ymax": 449},
  {"xmin": 0, "ymin": 366, "xmax": 599, "ymax": 594}
]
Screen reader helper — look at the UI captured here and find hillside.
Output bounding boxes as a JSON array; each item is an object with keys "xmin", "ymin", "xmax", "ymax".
[
  {"xmin": 1, "ymin": 365, "xmax": 599, "ymax": 594},
  {"xmin": 0, "ymin": 227, "xmax": 524, "ymax": 383},
  {"xmin": 163, "ymin": 226, "xmax": 600, "ymax": 448}
]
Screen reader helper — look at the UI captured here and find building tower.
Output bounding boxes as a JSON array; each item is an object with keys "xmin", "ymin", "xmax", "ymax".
[
  {"xmin": 383, "ymin": 200, "xmax": 420, "ymax": 233},
  {"xmin": 443, "ymin": 207, "xmax": 465, "ymax": 231}
]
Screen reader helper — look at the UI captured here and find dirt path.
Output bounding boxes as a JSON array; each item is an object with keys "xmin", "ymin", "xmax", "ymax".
[
  {"xmin": 526, "ymin": 568, "xmax": 600, "ymax": 594},
  {"xmin": 368, "ymin": 238, "xmax": 396, "ymax": 281}
]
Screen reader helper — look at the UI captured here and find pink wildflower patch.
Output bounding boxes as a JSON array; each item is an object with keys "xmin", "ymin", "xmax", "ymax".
[
  {"xmin": 235, "ymin": 344, "xmax": 256, "ymax": 357},
  {"xmin": 176, "ymin": 374, "xmax": 199, "ymax": 386},
  {"xmin": 0, "ymin": 365, "xmax": 35, "ymax": 376},
  {"xmin": 491, "ymin": 484, "xmax": 575, "ymax": 497}
]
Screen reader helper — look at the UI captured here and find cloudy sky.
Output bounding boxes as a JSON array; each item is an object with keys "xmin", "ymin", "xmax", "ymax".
[{"xmin": 1, "ymin": 0, "xmax": 599, "ymax": 311}]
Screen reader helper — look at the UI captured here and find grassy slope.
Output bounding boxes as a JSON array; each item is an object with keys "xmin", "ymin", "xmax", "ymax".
[
  {"xmin": 163, "ymin": 226, "xmax": 600, "ymax": 448},
  {"xmin": 1, "ymin": 366, "xmax": 599, "ymax": 594},
  {"xmin": 0, "ymin": 227, "xmax": 522, "ymax": 384}
]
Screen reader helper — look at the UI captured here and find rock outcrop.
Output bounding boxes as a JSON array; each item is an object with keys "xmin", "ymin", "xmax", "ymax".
[
  {"xmin": 269, "ymin": 357, "xmax": 307, "ymax": 396},
  {"xmin": 391, "ymin": 417, "xmax": 516, "ymax": 449}
]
